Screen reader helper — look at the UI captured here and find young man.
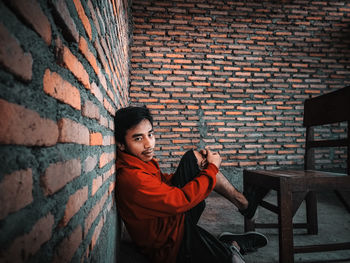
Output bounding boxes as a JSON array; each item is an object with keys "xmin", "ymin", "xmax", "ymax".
[{"xmin": 115, "ymin": 106, "xmax": 267, "ymax": 263}]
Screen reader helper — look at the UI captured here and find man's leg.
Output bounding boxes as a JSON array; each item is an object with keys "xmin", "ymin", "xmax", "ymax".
[
  {"xmin": 214, "ymin": 172, "xmax": 269, "ymax": 254},
  {"xmin": 172, "ymin": 150, "xmax": 235, "ymax": 263},
  {"xmin": 171, "ymin": 150, "xmax": 205, "ymax": 224},
  {"xmin": 197, "ymin": 149, "xmax": 265, "ymax": 217},
  {"xmin": 239, "ymin": 184, "xmax": 270, "ymax": 219},
  {"xmin": 173, "ymin": 150, "xmax": 265, "ymax": 261},
  {"xmin": 195, "ymin": 151, "xmax": 269, "ymax": 255},
  {"xmin": 214, "ymin": 171, "xmax": 248, "ymax": 211},
  {"xmin": 172, "ymin": 149, "xmax": 201, "ymax": 188}
]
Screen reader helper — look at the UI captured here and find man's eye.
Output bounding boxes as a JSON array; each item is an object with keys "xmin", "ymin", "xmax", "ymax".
[
  {"xmin": 134, "ymin": 137, "xmax": 142, "ymax": 141},
  {"xmin": 149, "ymin": 132, "xmax": 154, "ymax": 137}
]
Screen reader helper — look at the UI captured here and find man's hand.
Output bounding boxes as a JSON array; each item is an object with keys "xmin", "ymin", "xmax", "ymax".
[{"xmin": 205, "ymin": 148, "xmax": 222, "ymax": 169}]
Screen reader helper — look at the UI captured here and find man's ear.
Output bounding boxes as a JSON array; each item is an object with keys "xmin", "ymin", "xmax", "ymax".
[{"xmin": 117, "ymin": 142, "xmax": 125, "ymax": 151}]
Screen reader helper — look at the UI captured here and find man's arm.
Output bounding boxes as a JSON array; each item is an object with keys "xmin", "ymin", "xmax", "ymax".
[
  {"xmin": 118, "ymin": 164, "xmax": 218, "ymax": 218},
  {"xmin": 200, "ymin": 148, "xmax": 248, "ymax": 210},
  {"xmin": 215, "ymin": 171, "xmax": 248, "ymax": 210},
  {"xmin": 161, "ymin": 172, "xmax": 174, "ymax": 183}
]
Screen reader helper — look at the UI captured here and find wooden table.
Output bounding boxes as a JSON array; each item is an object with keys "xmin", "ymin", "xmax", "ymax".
[{"xmin": 243, "ymin": 169, "xmax": 350, "ymax": 263}]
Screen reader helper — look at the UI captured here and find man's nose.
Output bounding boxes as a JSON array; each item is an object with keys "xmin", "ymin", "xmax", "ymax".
[{"xmin": 144, "ymin": 137, "xmax": 152, "ymax": 148}]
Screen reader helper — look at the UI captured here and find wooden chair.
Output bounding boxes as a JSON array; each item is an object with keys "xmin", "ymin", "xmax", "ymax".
[{"xmin": 243, "ymin": 87, "xmax": 350, "ymax": 263}]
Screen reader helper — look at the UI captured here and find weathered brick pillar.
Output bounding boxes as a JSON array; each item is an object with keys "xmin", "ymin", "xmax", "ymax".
[{"xmin": 0, "ymin": 0, "xmax": 130, "ymax": 262}]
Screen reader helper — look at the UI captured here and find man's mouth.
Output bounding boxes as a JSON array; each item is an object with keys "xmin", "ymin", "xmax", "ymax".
[{"xmin": 142, "ymin": 149, "xmax": 154, "ymax": 156}]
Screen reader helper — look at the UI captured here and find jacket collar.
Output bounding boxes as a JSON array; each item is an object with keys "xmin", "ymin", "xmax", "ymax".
[{"xmin": 116, "ymin": 149, "xmax": 160, "ymax": 173}]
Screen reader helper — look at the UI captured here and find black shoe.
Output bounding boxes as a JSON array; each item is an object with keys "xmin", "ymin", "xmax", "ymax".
[
  {"xmin": 218, "ymin": 231, "xmax": 268, "ymax": 255},
  {"xmin": 239, "ymin": 186, "xmax": 269, "ymax": 219}
]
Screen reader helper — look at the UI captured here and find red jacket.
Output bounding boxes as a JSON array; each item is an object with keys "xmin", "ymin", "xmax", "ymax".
[{"xmin": 116, "ymin": 150, "xmax": 218, "ymax": 263}]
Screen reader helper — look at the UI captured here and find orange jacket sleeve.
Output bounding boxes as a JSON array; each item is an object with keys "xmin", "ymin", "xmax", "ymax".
[
  {"xmin": 118, "ymin": 163, "xmax": 218, "ymax": 219},
  {"xmin": 160, "ymin": 172, "xmax": 174, "ymax": 183}
]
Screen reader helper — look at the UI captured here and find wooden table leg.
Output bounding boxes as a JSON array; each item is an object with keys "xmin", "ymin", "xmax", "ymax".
[
  {"xmin": 243, "ymin": 175, "xmax": 255, "ymax": 232},
  {"xmin": 305, "ymin": 191, "xmax": 318, "ymax": 235},
  {"xmin": 244, "ymin": 217, "xmax": 255, "ymax": 232},
  {"xmin": 278, "ymin": 180, "xmax": 294, "ymax": 263}
]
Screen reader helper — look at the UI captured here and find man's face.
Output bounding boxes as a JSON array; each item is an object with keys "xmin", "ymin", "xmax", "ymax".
[{"xmin": 120, "ymin": 119, "xmax": 155, "ymax": 162}]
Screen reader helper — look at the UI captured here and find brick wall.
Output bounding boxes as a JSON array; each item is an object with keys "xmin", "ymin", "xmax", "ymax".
[
  {"xmin": 0, "ymin": 0, "xmax": 130, "ymax": 262},
  {"xmin": 0, "ymin": 0, "xmax": 349, "ymax": 261},
  {"xmin": 129, "ymin": 0, "xmax": 350, "ymax": 176}
]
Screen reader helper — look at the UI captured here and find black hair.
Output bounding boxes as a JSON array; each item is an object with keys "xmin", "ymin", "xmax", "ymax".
[{"xmin": 114, "ymin": 106, "xmax": 153, "ymax": 144}]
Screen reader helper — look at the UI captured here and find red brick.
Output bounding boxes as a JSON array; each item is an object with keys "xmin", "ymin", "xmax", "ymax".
[
  {"xmin": 161, "ymin": 134, "xmax": 180, "ymax": 139},
  {"xmin": 147, "ymin": 104, "xmax": 165, "ymax": 109},
  {"xmin": 172, "ymin": 127, "xmax": 190, "ymax": 132},
  {"xmin": 90, "ymin": 132, "xmax": 103, "ymax": 146},
  {"xmin": 99, "ymin": 115, "xmax": 108, "ymax": 128},
  {"xmin": 91, "ymin": 82, "xmax": 103, "ymax": 104},
  {"xmin": 218, "ymin": 127, "xmax": 236, "ymax": 132},
  {"xmin": 92, "ymin": 176, "xmax": 103, "ymax": 196},
  {"xmin": 72, "ymin": 0, "xmax": 92, "ymax": 40},
  {"xmin": 84, "ymin": 155, "xmax": 98, "ymax": 173},
  {"xmin": 98, "ymin": 70, "xmax": 108, "ymax": 92},
  {"xmin": 41, "ymin": 159, "xmax": 81, "ymax": 196},
  {"xmin": 107, "ymin": 88, "xmax": 115, "ymax": 104},
  {"xmin": 104, "ymin": 164, "xmax": 115, "ymax": 182},
  {"xmin": 87, "ymin": 0, "xmax": 101, "ymax": 35},
  {"xmin": 0, "ymin": 213, "xmax": 54, "ymax": 262},
  {"xmin": 60, "ymin": 186, "xmax": 88, "ymax": 226},
  {"xmin": 94, "ymin": 40, "xmax": 111, "ymax": 79},
  {"xmin": 53, "ymin": 225, "xmax": 82, "ymax": 263},
  {"xmin": 9, "ymin": 0, "xmax": 51, "ymax": 45},
  {"xmin": 84, "ymin": 190, "xmax": 108, "ymax": 237},
  {"xmin": 239, "ymin": 161, "xmax": 257, "ymax": 167},
  {"xmin": 172, "ymin": 139, "xmax": 191, "ymax": 144},
  {"xmin": 284, "ymin": 144, "xmax": 299, "ymax": 148},
  {"xmin": 204, "ymin": 111, "xmax": 222, "ymax": 115},
  {"xmin": 82, "ymin": 100, "xmax": 99, "ymax": 119},
  {"xmin": 57, "ymin": 45, "xmax": 91, "ymax": 90},
  {"xmin": 256, "ymin": 158, "xmax": 276, "ymax": 166},
  {"xmin": 100, "ymin": 38, "xmax": 114, "ymax": 72},
  {"xmin": 43, "ymin": 69, "xmax": 81, "ymax": 110},
  {"xmin": 79, "ymin": 36, "xmax": 99, "ymax": 75},
  {"xmin": 52, "ymin": 0, "xmax": 79, "ymax": 42},
  {"xmin": 90, "ymin": 215, "xmax": 104, "ymax": 250},
  {"xmin": 0, "ymin": 169, "xmax": 33, "ymax": 220},
  {"xmin": 0, "ymin": 99, "xmax": 58, "ymax": 146},
  {"xmin": 58, "ymin": 118, "xmax": 90, "ymax": 145},
  {"xmin": 103, "ymin": 135, "xmax": 115, "ymax": 146},
  {"xmin": 103, "ymin": 98, "xmax": 116, "ymax": 116},
  {"xmin": 0, "ymin": 23, "xmax": 33, "ymax": 81},
  {"xmin": 109, "ymin": 118, "xmax": 115, "ymax": 131},
  {"xmin": 95, "ymin": 7, "xmax": 106, "ymax": 33},
  {"xmin": 99, "ymin": 152, "xmax": 115, "ymax": 168}
]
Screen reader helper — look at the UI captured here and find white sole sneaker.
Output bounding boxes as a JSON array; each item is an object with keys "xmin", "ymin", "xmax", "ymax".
[{"xmin": 218, "ymin": 231, "xmax": 268, "ymax": 254}]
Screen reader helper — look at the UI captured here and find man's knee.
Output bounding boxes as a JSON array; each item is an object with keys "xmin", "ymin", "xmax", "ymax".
[{"xmin": 192, "ymin": 150, "xmax": 207, "ymax": 169}]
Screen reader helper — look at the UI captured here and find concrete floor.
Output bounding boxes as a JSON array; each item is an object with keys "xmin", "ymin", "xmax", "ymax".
[
  {"xmin": 120, "ymin": 191, "xmax": 350, "ymax": 263},
  {"xmin": 199, "ymin": 191, "xmax": 350, "ymax": 263}
]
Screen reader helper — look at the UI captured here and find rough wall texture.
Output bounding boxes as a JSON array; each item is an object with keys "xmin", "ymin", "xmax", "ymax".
[
  {"xmin": 0, "ymin": 0, "xmax": 349, "ymax": 262},
  {"xmin": 0, "ymin": 0, "xmax": 130, "ymax": 262},
  {"xmin": 129, "ymin": 0, "xmax": 350, "ymax": 178}
]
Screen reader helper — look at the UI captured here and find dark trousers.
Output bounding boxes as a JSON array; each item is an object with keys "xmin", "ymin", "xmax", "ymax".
[{"xmin": 171, "ymin": 150, "xmax": 232, "ymax": 263}]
